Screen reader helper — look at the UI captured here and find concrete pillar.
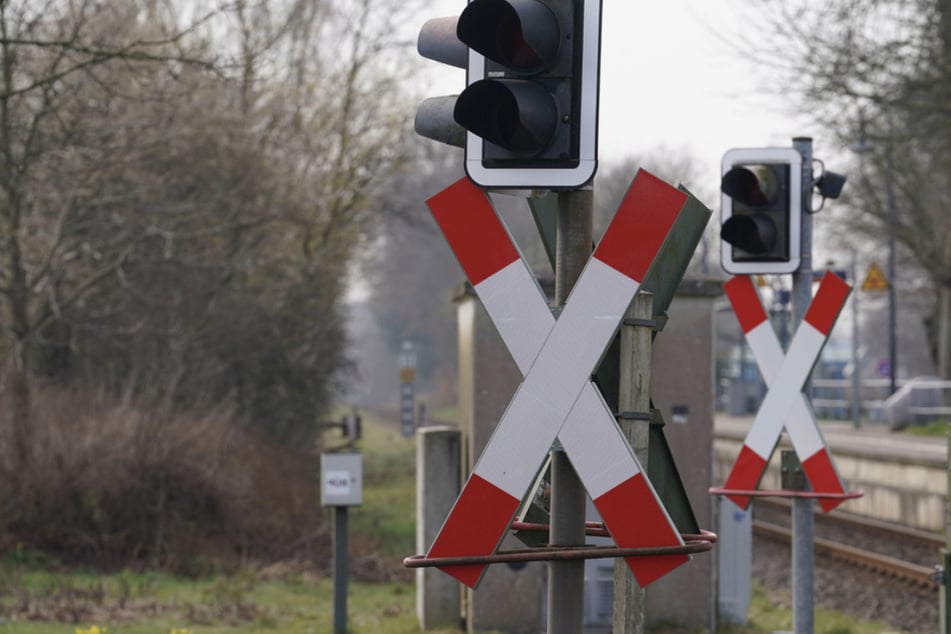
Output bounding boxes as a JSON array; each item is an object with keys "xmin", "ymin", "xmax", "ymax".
[
  {"xmin": 416, "ymin": 425, "xmax": 462, "ymax": 629},
  {"xmin": 454, "ymin": 282, "xmax": 545, "ymax": 634}
]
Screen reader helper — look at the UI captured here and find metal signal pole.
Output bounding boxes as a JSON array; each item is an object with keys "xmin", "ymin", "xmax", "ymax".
[
  {"xmin": 548, "ymin": 187, "xmax": 594, "ymax": 634},
  {"xmin": 791, "ymin": 136, "xmax": 815, "ymax": 634}
]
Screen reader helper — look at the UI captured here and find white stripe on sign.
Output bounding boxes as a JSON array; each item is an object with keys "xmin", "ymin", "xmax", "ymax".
[
  {"xmin": 743, "ymin": 318, "xmax": 824, "ymax": 459},
  {"xmin": 752, "ymin": 323, "xmax": 826, "ymax": 433},
  {"xmin": 472, "ymin": 262, "xmax": 637, "ymax": 495},
  {"xmin": 742, "ymin": 322, "xmax": 784, "ymax": 458},
  {"xmin": 557, "ymin": 386, "xmax": 642, "ymax": 500},
  {"xmin": 475, "ymin": 259, "xmax": 554, "ymax": 375}
]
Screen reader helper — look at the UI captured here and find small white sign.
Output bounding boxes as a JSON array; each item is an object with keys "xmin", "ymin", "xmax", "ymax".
[
  {"xmin": 321, "ymin": 453, "xmax": 363, "ymax": 507},
  {"xmin": 325, "ymin": 471, "xmax": 351, "ymax": 497}
]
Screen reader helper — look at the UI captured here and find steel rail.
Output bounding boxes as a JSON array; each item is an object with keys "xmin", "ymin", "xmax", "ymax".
[
  {"xmin": 753, "ymin": 519, "xmax": 938, "ymax": 590},
  {"xmin": 756, "ymin": 497, "xmax": 945, "ymax": 551}
]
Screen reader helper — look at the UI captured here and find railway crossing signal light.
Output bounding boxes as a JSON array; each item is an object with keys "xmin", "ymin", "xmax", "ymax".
[
  {"xmin": 415, "ymin": 0, "xmax": 603, "ymax": 189},
  {"xmin": 720, "ymin": 148, "xmax": 803, "ymax": 275}
]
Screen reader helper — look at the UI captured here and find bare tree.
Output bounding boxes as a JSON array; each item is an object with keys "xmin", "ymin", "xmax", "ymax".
[
  {"xmin": 0, "ymin": 0, "xmax": 423, "ymax": 465},
  {"xmin": 0, "ymin": 0, "xmax": 220, "ymax": 467},
  {"xmin": 737, "ymin": 0, "xmax": 951, "ymax": 378}
]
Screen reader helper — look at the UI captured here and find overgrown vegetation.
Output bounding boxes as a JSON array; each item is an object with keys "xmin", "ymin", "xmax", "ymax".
[
  {"xmin": 0, "ymin": 387, "xmax": 326, "ymax": 573},
  {"xmin": 0, "ymin": 411, "xmax": 445, "ymax": 633},
  {"xmin": 0, "ymin": 0, "xmax": 420, "ymax": 569}
]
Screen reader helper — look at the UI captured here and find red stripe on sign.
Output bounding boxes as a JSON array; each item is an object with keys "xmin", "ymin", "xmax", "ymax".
[
  {"xmin": 804, "ymin": 271, "xmax": 851, "ymax": 335},
  {"xmin": 724, "ymin": 276, "xmax": 769, "ymax": 333},
  {"xmin": 722, "ymin": 445, "xmax": 768, "ymax": 510},
  {"xmin": 426, "ymin": 178, "xmax": 519, "ymax": 286},
  {"xmin": 802, "ymin": 449, "xmax": 847, "ymax": 513},
  {"xmin": 593, "ymin": 170, "xmax": 686, "ymax": 282},
  {"xmin": 427, "ymin": 473, "xmax": 520, "ymax": 588},
  {"xmin": 595, "ymin": 473, "xmax": 688, "ymax": 587}
]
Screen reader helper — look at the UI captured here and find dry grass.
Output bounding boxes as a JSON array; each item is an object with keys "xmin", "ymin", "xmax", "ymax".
[{"xmin": 0, "ymin": 386, "xmax": 328, "ymax": 573}]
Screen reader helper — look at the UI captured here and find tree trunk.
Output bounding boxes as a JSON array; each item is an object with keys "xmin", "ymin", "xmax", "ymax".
[
  {"xmin": 8, "ymin": 359, "xmax": 32, "ymax": 468},
  {"xmin": 4, "ymin": 192, "xmax": 33, "ymax": 469}
]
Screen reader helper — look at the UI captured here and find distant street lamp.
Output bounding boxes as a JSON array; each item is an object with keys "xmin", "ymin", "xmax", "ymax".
[{"xmin": 853, "ymin": 117, "xmax": 898, "ymax": 397}]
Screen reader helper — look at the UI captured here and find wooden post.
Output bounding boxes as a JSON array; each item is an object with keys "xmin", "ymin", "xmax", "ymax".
[{"xmin": 613, "ymin": 291, "xmax": 653, "ymax": 633}]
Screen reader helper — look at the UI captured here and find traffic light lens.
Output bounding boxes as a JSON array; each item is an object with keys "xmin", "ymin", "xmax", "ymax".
[
  {"xmin": 499, "ymin": 20, "xmax": 543, "ymax": 69},
  {"xmin": 721, "ymin": 167, "xmax": 769, "ymax": 207},
  {"xmin": 721, "ymin": 213, "xmax": 777, "ymax": 255},
  {"xmin": 455, "ymin": 79, "xmax": 558, "ymax": 154},
  {"xmin": 458, "ymin": 0, "xmax": 560, "ymax": 74}
]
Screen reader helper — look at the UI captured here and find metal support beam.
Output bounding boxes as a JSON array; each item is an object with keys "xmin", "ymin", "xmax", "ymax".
[
  {"xmin": 791, "ymin": 135, "xmax": 815, "ymax": 634},
  {"xmin": 547, "ymin": 188, "xmax": 593, "ymax": 634},
  {"xmin": 333, "ymin": 507, "xmax": 349, "ymax": 634}
]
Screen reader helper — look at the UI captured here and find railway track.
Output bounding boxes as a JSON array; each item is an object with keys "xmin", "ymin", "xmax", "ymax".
[
  {"xmin": 752, "ymin": 499, "xmax": 943, "ymax": 591},
  {"xmin": 753, "ymin": 519, "xmax": 939, "ymax": 590}
]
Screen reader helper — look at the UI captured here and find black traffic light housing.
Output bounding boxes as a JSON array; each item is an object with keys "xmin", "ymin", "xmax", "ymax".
[
  {"xmin": 416, "ymin": 0, "xmax": 602, "ymax": 189},
  {"xmin": 720, "ymin": 148, "xmax": 803, "ymax": 275}
]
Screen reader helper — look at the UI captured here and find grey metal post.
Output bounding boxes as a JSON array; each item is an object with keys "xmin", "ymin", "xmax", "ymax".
[
  {"xmin": 333, "ymin": 506, "xmax": 349, "ymax": 634},
  {"xmin": 884, "ymin": 118, "xmax": 898, "ymax": 396},
  {"xmin": 547, "ymin": 188, "xmax": 593, "ymax": 634},
  {"xmin": 945, "ymin": 426, "xmax": 951, "ymax": 634},
  {"xmin": 791, "ymin": 136, "xmax": 815, "ymax": 634},
  {"xmin": 850, "ymin": 253, "xmax": 861, "ymax": 428},
  {"xmin": 613, "ymin": 292, "xmax": 654, "ymax": 634}
]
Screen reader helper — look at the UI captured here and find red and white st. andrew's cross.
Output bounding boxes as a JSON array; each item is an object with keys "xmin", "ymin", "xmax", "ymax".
[
  {"xmin": 721, "ymin": 273, "xmax": 851, "ymax": 512},
  {"xmin": 424, "ymin": 171, "xmax": 691, "ymax": 588}
]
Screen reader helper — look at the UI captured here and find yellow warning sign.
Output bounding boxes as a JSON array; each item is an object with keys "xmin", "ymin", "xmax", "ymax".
[{"xmin": 861, "ymin": 263, "xmax": 889, "ymax": 292}]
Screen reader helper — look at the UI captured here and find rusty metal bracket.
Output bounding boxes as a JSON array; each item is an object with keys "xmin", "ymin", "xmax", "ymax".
[
  {"xmin": 405, "ymin": 537, "xmax": 714, "ymax": 569},
  {"xmin": 708, "ymin": 487, "xmax": 863, "ymax": 501},
  {"xmin": 405, "ymin": 527, "xmax": 716, "ymax": 568}
]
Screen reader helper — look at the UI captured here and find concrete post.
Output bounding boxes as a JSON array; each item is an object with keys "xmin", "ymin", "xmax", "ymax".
[
  {"xmin": 416, "ymin": 426, "xmax": 462, "ymax": 630},
  {"xmin": 454, "ymin": 283, "xmax": 545, "ymax": 634}
]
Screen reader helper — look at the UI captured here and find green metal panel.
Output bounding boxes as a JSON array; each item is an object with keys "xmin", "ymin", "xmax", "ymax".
[
  {"xmin": 640, "ymin": 186, "xmax": 712, "ymax": 326},
  {"xmin": 527, "ymin": 191, "xmax": 559, "ymax": 275},
  {"xmin": 648, "ymin": 409, "xmax": 700, "ymax": 534}
]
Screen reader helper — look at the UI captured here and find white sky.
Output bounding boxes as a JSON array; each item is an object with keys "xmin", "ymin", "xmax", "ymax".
[{"xmin": 417, "ymin": 0, "xmax": 815, "ymax": 189}]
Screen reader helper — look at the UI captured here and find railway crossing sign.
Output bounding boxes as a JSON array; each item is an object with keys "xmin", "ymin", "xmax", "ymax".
[
  {"xmin": 721, "ymin": 273, "xmax": 851, "ymax": 512},
  {"xmin": 424, "ymin": 172, "xmax": 690, "ymax": 589}
]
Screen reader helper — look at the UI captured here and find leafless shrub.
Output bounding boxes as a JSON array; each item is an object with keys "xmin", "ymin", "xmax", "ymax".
[{"xmin": 0, "ymin": 385, "xmax": 328, "ymax": 573}]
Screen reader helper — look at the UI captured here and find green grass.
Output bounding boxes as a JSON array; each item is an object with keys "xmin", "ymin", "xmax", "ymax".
[
  {"xmin": 0, "ymin": 409, "xmax": 913, "ymax": 633},
  {"xmin": 0, "ymin": 572, "xmax": 462, "ymax": 633},
  {"xmin": 902, "ymin": 419, "xmax": 949, "ymax": 436},
  {"xmin": 714, "ymin": 584, "xmax": 903, "ymax": 634},
  {"xmin": 347, "ymin": 410, "xmax": 417, "ymax": 558}
]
